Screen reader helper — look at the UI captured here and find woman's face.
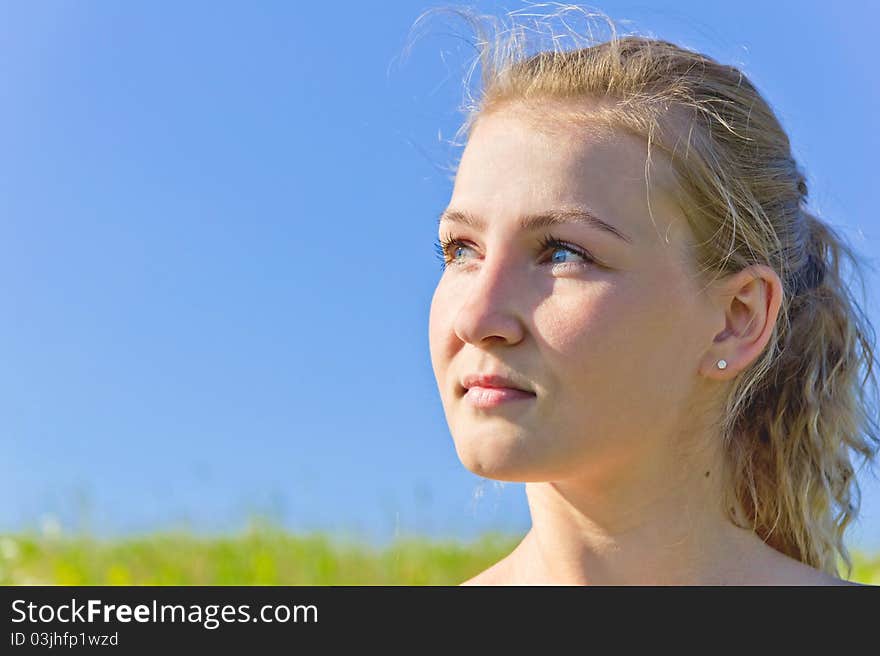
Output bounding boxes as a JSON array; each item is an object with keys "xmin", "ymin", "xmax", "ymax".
[{"xmin": 428, "ymin": 105, "xmax": 721, "ymax": 483}]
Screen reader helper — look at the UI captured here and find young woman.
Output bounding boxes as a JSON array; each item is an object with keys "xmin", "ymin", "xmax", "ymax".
[{"xmin": 422, "ymin": 6, "xmax": 879, "ymax": 585}]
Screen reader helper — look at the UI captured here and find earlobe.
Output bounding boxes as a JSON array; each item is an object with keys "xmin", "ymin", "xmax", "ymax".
[
  {"xmin": 705, "ymin": 264, "xmax": 783, "ymax": 379},
  {"xmin": 704, "ymin": 354, "xmax": 733, "ymax": 379}
]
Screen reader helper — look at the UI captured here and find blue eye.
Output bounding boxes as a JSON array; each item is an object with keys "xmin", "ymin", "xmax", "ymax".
[
  {"xmin": 549, "ymin": 245, "xmax": 580, "ymax": 264},
  {"xmin": 433, "ymin": 234, "xmax": 597, "ymax": 271}
]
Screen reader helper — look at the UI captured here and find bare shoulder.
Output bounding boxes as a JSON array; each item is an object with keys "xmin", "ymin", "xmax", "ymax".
[
  {"xmin": 760, "ymin": 550, "xmax": 862, "ymax": 586},
  {"xmin": 460, "ymin": 562, "xmax": 507, "ymax": 586},
  {"xmin": 794, "ymin": 568, "xmax": 860, "ymax": 586},
  {"xmin": 460, "ymin": 553, "xmax": 518, "ymax": 586},
  {"xmin": 460, "ymin": 571, "xmax": 491, "ymax": 586},
  {"xmin": 460, "ymin": 534, "xmax": 530, "ymax": 585}
]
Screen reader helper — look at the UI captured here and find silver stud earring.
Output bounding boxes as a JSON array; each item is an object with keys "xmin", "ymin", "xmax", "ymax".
[{"xmin": 717, "ymin": 359, "xmax": 728, "ymax": 370}]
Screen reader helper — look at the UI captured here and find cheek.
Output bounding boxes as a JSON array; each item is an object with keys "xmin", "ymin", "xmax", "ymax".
[
  {"xmin": 535, "ymin": 288, "xmax": 627, "ymax": 418},
  {"xmin": 428, "ymin": 282, "xmax": 454, "ymax": 383},
  {"xmin": 538, "ymin": 279, "xmax": 698, "ymax": 441},
  {"xmin": 534, "ymin": 282, "xmax": 639, "ymax": 368}
]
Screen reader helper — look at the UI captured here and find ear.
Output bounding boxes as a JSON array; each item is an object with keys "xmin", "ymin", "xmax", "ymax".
[{"xmin": 702, "ymin": 264, "xmax": 783, "ymax": 379}]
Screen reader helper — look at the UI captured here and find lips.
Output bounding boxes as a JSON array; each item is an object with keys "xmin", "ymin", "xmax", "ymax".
[
  {"xmin": 464, "ymin": 386, "xmax": 535, "ymax": 406},
  {"xmin": 460, "ymin": 373, "xmax": 535, "ymax": 395}
]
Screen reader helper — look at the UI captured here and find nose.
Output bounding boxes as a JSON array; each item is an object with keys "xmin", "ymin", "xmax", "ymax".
[{"xmin": 452, "ymin": 255, "xmax": 527, "ymax": 346}]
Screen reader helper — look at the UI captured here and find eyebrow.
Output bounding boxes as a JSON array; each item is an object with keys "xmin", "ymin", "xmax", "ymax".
[{"xmin": 437, "ymin": 207, "xmax": 633, "ymax": 244}]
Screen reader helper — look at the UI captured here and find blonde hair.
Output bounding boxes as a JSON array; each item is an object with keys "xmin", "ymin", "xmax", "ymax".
[{"xmin": 406, "ymin": 3, "xmax": 880, "ymax": 577}]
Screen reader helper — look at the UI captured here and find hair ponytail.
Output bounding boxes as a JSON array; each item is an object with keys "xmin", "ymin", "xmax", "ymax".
[{"xmin": 722, "ymin": 209, "xmax": 880, "ymax": 576}]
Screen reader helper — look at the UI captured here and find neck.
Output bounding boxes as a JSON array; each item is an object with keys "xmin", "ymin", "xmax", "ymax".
[{"xmin": 512, "ymin": 443, "xmax": 766, "ymax": 585}]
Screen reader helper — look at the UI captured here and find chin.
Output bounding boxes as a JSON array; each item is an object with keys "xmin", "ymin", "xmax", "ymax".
[{"xmin": 453, "ymin": 436, "xmax": 555, "ymax": 482}]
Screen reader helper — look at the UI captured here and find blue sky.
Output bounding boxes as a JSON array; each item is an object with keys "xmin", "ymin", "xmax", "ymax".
[{"xmin": 2, "ymin": 1, "xmax": 879, "ymax": 552}]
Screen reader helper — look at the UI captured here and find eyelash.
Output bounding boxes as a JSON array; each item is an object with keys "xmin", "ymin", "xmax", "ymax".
[{"xmin": 433, "ymin": 233, "xmax": 599, "ymax": 272}]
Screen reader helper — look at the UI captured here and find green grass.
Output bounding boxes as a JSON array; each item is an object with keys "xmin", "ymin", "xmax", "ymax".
[
  {"xmin": 0, "ymin": 521, "xmax": 520, "ymax": 585},
  {"xmin": 1, "ymin": 521, "xmax": 877, "ymax": 585}
]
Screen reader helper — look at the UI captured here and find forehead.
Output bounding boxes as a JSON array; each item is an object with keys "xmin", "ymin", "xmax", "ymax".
[{"xmin": 450, "ymin": 105, "xmax": 685, "ymax": 247}]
